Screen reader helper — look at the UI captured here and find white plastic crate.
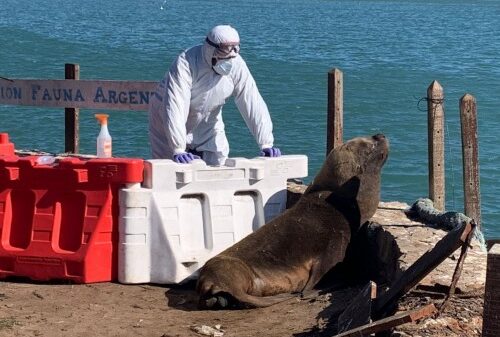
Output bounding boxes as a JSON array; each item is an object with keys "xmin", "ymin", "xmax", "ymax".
[{"xmin": 118, "ymin": 155, "xmax": 307, "ymax": 284}]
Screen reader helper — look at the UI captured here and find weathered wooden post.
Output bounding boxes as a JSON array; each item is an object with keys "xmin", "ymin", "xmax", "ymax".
[
  {"xmin": 482, "ymin": 244, "xmax": 500, "ymax": 337},
  {"xmin": 326, "ymin": 68, "xmax": 343, "ymax": 156},
  {"xmin": 459, "ymin": 94, "xmax": 481, "ymax": 228},
  {"xmin": 65, "ymin": 63, "xmax": 80, "ymax": 153},
  {"xmin": 427, "ymin": 80, "xmax": 445, "ymax": 211}
]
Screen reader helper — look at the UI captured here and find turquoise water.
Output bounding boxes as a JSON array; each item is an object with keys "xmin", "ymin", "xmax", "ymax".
[{"xmin": 1, "ymin": 0, "xmax": 499, "ymax": 237}]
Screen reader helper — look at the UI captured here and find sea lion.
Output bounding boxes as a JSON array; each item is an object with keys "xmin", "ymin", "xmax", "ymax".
[{"xmin": 196, "ymin": 134, "xmax": 389, "ymax": 309}]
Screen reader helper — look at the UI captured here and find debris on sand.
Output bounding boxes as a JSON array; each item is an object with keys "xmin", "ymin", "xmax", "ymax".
[{"xmin": 190, "ymin": 324, "xmax": 225, "ymax": 337}]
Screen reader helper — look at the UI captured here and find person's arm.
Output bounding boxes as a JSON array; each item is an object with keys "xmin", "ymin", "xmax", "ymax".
[
  {"xmin": 161, "ymin": 53, "xmax": 193, "ymax": 155},
  {"xmin": 232, "ymin": 57, "xmax": 275, "ymax": 151}
]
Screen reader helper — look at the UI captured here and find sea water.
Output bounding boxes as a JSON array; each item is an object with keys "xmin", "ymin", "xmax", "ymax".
[{"xmin": 0, "ymin": 0, "xmax": 499, "ymax": 237}]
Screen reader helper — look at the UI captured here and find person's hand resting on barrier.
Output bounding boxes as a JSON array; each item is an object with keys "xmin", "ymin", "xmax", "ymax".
[
  {"xmin": 173, "ymin": 152, "xmax": 201, "ymax": 164},
  {"xmin": 260, "ymin": 147, "xmax": 282, "ymax": 157}
]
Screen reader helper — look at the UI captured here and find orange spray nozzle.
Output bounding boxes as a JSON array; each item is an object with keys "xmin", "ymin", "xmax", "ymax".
[{"xmin": 95, "ymin": 113, "xmax": 109, "ymax": 125}]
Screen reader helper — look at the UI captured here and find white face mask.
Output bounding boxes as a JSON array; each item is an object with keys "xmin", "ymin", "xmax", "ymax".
[{"xmin": 212, "ymin": 58, "xmax": 233, "ymax": 76}]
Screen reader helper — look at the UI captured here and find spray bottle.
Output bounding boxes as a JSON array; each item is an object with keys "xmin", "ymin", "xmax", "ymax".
[{"xmin": 95, "ymin": 113, "xmax": 112, "ymax": 158}]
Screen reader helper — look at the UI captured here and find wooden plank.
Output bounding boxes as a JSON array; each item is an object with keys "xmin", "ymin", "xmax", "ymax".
[
  {"xmin": 483, "ymin": 244, "xmax": 500, "ymax": 337},
  {"xmin": 0, "ymin": 79, "xmax": 157, "ymax": 111},
  {"xmin": 460, "ymin": 94, "xmax": 481, "ymax": 228},
  {"xmin": 65, "ymin": 64, "xmax": 80, "ymax": 153},
  {"xmin": 334, "ymin": 304, "xmax": 437, "ymax": 337},
  {"xmin": 373, "ymin": 220, "xmax": 473, "ymax": 317},
  {"xmin": 326, "ymin": 68, "xmax": 343, "ymax": 155},
  {"xmin": 438, "ymin": 222, "xmax": 476, "ymax": 315},
  {"xmin": 427, "ymin": 80, "xmax": 445, "ymax": 211},
  {"xmin": 337, "ymin": 281, "xmax": 377, "ymax": 333}
]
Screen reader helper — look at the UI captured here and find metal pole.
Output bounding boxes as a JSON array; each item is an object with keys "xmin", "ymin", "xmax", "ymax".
[{"xmin": 65, "ymin": 63, "xmax": 80, "ymax": 153}]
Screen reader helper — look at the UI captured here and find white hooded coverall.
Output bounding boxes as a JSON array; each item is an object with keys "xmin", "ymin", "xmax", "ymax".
[{"xmin": 148, "ymin": 25, "xmax": 275, "ymax": 166}]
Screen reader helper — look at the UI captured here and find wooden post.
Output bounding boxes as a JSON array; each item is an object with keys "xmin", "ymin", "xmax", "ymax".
[
  {"xmin": 65, "ymin": 63, "xmax": 80, "ymax": 153},
  {"xmin": 427, "ymin": 80, "xmax": 445, "ymax": 211},
  {"xmin": 459, "ymin": 94, "xmax": 481, "ymax": 228},
  {"xmin": 483, "ymin": 244, "xmax": 500, "ymax": 337},
  {"xmin": 326, "ymin": 68, "xmax": 343, "ymax": 156}
]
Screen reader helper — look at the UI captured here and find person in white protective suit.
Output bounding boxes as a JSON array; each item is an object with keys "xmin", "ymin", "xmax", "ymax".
[{"xmin": 148, "ymin": 25, "xmax": 281, "ymax": 165}]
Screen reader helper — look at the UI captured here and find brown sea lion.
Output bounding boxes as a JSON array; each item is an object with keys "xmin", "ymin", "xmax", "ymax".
[{"xmin": 196, "ymin": 134, "xmax": 389, "ymax": 309}]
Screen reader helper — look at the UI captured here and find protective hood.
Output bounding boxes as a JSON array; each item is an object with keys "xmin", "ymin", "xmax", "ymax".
[{"xmin": 202, "ymin": 25, "xmax": 240, "ymax": 66}]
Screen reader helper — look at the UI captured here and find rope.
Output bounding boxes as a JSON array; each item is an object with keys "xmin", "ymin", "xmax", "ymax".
[
  {"xmin": 416, "ymin": 96, "xmax": 444, "ymax": 112},
  {"xmin": 406, "ymin": 198, "xmax": 486, "ymax": 252}
]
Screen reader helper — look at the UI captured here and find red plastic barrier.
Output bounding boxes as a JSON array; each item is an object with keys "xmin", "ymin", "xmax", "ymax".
[{"xmin": 0, "ymin": 155, "xmax": 144, "ymax": 283}]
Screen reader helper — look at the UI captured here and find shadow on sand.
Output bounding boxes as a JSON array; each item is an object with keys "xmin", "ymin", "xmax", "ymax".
[
  {"xmin": 293, "ymin": 222, "xmax": 398, "ymax": 336},
  {"xmin": 163, "ymin": 279, "xmax": 201, "ymax": 311}
]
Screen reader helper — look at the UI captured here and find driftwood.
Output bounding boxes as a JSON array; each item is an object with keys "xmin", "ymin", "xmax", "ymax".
[
  {"xmin": 334, "ymin": 304, "xmax": 437, "ymax": 337},
  {"xmin": 438, "ymin": 222, "xmax": 476, "ymax": 315},
  {"xmin": 331, "ymin": 198, "xmax": 480, "ymax": 337},
  {"xmin": 373, "ymin": 219, "xmax": 474, "ymax": 317}
]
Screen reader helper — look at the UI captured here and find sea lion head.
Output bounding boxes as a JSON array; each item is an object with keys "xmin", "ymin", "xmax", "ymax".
[
  {"xmin": 307, "ymin": 134, "xmax": 389, "ymax": 224},
  {"xmin": 311, "ymin": 134, "xmax": 388, "ymax": 191}
]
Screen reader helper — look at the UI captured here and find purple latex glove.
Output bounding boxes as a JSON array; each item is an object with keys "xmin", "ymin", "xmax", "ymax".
[
  {"xmin": 260, "ymin": 147, "xmax": 282, "ymax": 157},
  {"xmin": 173, "ymin": 152, "xmax": 201, "ymax": 164}
]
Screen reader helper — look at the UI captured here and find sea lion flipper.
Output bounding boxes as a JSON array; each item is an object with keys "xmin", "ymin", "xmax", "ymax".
[
  {"xmin": 199, "ymin": 291, "xmax": 297, "ymax": 309},
  {"xmin": 301, "ymin": 259, "xmax": 324, "ymax": 292},
  {"xmin": 235, "ymin": 292, "xmax": 298, "ymax": 308}
]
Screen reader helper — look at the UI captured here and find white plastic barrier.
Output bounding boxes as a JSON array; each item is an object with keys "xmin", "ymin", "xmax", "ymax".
[{"xmin": 118, "ymin": 155, "xmax": 307, "ymax": 284}]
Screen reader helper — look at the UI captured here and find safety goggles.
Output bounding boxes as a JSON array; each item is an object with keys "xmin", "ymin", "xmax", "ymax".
[{"xmin": 205, "ymin": 37, "xmax": 240, "ymax": 58}]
